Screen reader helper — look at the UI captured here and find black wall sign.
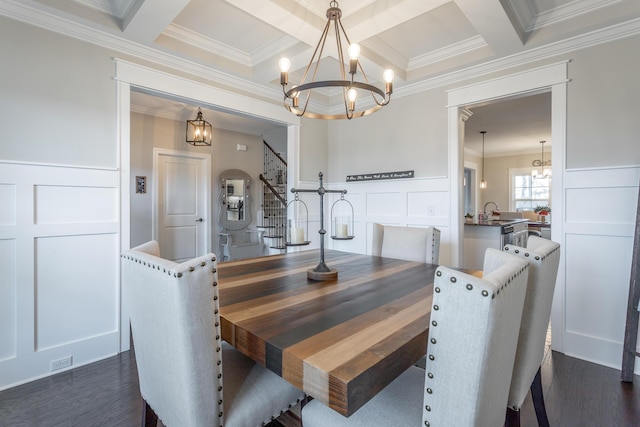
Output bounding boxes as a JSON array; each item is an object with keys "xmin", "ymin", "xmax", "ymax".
[{"xmin": 346, "ymin": 170, "xmax": 414, "ymax": 182}]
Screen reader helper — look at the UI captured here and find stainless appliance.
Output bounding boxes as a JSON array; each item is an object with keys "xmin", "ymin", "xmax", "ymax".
[{"xmin": 500, "ymin": 221, "xmax": 528, "ymax": 247}]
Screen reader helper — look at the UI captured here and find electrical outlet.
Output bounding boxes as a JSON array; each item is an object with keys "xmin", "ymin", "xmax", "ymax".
[
  {"xmin": 427, "ymin": 206, "xmax": 435, "ymax": 216},
  {"xmin": 50, "ymin": 355, "xmax": 73, "ymax": 372}
]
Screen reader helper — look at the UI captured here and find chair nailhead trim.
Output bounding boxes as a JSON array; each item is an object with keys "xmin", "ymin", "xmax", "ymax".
[
  {"xmin": 426, "ymin": 387, "xmax": 433, "ymax": 394},
  {"xmin": 433, "ymin": 304, "xmax": 439, "ymax": 310},
  {"xmin": 425, "ymin": 405, "xmax": 431, "ymax": 411},
  {"xmin": 429, "ymin": 355, "xmax": 435, "ymax": 361},
  {"xmin": 428, "ymin": 372, "xmax": 433, "ymax": 379},
  {"xmin": 436, "ymin": 270, "xmax": 442, "ymax": 276},
  {"xmin": 466, "ymin": 284, "xmax": 473, "ymax": 290},
  {"xmin": 450, "ymin": 276, "xmax": 457, "ymax": 283},
  {"xmin": 482, "ymin": 290, "xmax": 489, "ymax": 297},
  {"xmin": 435, "ymin": 287, "xmax": 440, "ymax": 293},
  {"xmin": 430, "ymin": 338, "xmax": 437, "ymax": 344},
  {"xmin": 432, "ymin": 320, "xmax": 437, "ymax": 326},
  {"xmin": 425, "ymin": 421, "xmax": 430, "ymax": 426}
]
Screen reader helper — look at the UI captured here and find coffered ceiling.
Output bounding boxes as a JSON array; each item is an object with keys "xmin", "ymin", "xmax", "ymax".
[{"xmin": 3, "ymin": 0, "xmax": 639, "ymax": 152}]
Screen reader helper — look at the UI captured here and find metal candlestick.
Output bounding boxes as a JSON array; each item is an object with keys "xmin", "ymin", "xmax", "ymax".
[{"xmin": 291, "ymin": 172, "xmax": 347, "ymax": 281}]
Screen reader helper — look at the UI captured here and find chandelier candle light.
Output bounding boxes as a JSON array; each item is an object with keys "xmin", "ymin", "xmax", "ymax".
[{"xmin": 278, "ymin": 1, "xmax": 394, "ymax": 120}]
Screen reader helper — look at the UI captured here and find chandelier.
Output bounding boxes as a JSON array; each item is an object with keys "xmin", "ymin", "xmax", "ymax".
[
  {"xmin": 532, "ymin": 140, "xmax": 551, "ymax": 179},
  {"xmin": 278, "ymin": 1, "xmax": 394, "ymax": 120},
  {"xmin": 186, "ymin": 108, "xmax": 212, "ymax": 146}
]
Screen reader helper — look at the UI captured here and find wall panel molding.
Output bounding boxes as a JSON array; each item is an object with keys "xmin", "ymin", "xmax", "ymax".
[
  {"xmin": 324, "ymin": 177, "xmax": 452, "ymax": 265},
  {"xmin": 0, "ymin": 161, "xmax": 120, "ymax": 390},
  {"xmin": 562, "ymin": 165, "xmax": 640, "ymax": 372}
]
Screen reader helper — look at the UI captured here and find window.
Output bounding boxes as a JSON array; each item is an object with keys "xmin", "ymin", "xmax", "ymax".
[{"xmin": 510, "ymin": 168, "xmax": 550, "ymax": 211}]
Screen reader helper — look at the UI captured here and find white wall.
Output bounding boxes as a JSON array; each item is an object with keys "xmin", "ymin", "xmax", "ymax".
[{"xmin": 0, "ymin": 16, "xmax": 117, "ymax": 168}]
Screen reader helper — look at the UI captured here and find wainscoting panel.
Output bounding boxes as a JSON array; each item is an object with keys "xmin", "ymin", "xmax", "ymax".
[
  {"xmin": 562, "ymin": 166, "xmax": 640, "ymax": 373},
  {"xmin": 366, "ymin": 192, "xmax": 403, "ymax": 217},
  {"xmin": 35, "ymin": 185, "xmax": 118, "ymax": 224},
  {"xmin": 35, "ymin": 234, "xmax": 118, "ymax": 351},
  {"xmin": 325, "ymin": 177, "xmax": 451, "ymax": 265},
  {"xmin": 0, "ymin": 238, "xmax": 17, "ymax": 361},
  {"xmin": 0, "ymin": 162, "xmax": 120, "ymax": 390}
]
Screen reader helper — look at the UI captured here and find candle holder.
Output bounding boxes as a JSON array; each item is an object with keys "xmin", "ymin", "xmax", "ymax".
[
  {"xmin": 331, "ymin": 193, "xmax": 355, "ymax": 240},
  {"xmin": 285, "ymin": 193, "xmax": 310, "ymax": 246},
  {"xmin": 291, "ymin": 172, "xmax": 351, "ymax": 281}
]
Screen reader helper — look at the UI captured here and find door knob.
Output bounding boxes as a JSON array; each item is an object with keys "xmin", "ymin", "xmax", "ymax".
[{"xmin": 196, "ymin": 218, "xmax": 203, "ymax": 222}]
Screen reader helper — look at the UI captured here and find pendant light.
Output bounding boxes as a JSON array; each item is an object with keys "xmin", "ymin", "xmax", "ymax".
[
  {"xmin": 532, "ymin": 140, "xmax": 551, "ymax": 179},
  {"xmin": 186, "ymin": 108, "xmax": 212, "ymax": 146},
  {"xmin": 480, "ymin": 131, "xmax": 487, "ymax": 189}
]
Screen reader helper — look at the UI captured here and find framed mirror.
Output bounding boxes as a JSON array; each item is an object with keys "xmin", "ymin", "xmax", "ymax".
[{"xmin": 219, "ymin": 169, "xmax": 252, "ymax": 230}]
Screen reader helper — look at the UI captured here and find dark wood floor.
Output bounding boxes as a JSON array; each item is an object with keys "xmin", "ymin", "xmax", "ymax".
[{"xmin": 0, "ymin": 348, "xmax": 638, "ymax": 427}]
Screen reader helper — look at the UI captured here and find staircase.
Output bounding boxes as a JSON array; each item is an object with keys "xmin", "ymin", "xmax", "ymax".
[{"xmin": 259, "ymin": 140, "xmax": 287, "ymax": 252}]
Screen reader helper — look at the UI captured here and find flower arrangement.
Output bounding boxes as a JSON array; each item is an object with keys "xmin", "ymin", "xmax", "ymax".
[{"xmin": 534, "ymin": 205, "xmax": 551, "ymax": 215}]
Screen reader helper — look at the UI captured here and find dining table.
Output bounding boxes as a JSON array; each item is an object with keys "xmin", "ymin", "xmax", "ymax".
[{"xmin": 217, "ymin": 249, "xmax": 443, "ymax": 417}]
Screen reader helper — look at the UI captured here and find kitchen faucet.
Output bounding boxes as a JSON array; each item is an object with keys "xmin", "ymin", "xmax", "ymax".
[{"xmin": 483, "ymin": 201, "xmax": 500, "ymax": 215}]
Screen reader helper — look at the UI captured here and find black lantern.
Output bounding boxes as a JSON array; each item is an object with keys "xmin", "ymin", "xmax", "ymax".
[{"xmin": 186, "ymin": 108, "xmax": 212, "ymax": 146}]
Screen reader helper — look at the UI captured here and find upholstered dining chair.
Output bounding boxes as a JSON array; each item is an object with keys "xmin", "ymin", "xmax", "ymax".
[
  {"xmin": 301, "ymin": 248, "xmax": 529, "ymax": 427},
  {"xmin": 371, "ymin": 223, "xmax": 441, "ymax": 264},
  {"xmin": 121, "ymin": 241, "xmax": 305, "ymax": 427},
  {"xmin": 503, "ymin": 236, "xmax": 561, "ymax": 427}
]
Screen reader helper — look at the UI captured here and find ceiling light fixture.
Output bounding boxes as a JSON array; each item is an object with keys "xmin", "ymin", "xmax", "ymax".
[
  {"xmin": 532, "ymin": 140, "xmax": 551, "ymax": 179},
  {"xmin": 278, "ymin": 1, "xmax": 394, "ymax": 120},
  {"xmin": 480, "ymin": 131, "xmax": 487, "ymax": 189},
  {"xmin": 186, "ymin": 107, "xmax": 212, "ymax": 146}
]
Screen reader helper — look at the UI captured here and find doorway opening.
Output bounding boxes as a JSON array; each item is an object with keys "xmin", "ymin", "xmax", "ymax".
[{"xmin": 447, "ymin": 61, "xmax": 568, "ymax": 352}]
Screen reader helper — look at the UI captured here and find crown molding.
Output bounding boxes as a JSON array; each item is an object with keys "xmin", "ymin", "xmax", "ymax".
[
  {"xmin": 395, "ymin": 16, "xmax": 640, "ymax": 99},
  {"xmin": 0, "ymin": 0, "xmax": 281, "ymax": 103},
  {"xmin": 408, "ymin": 36, "xmax": 487, "ymax": 71},
  {"xmin": 529, "ymin": 0, "xmax": 625, "ymax": 32},
  {"xmin": 163, "ymin": 23, "xmax": 251, "ymax": 66},
  {"xmin": 1, "ymin": 0, "xmax": 639, "ymax": 115}
]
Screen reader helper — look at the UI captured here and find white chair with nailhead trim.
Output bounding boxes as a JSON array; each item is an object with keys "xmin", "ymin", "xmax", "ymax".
[
  {"xmin": 121, "ymin": 241, "xmax": 305, "ymax": 427},
  {"xmin": 301, "ymin": 248, "xmax": 529, "ymax": 427},
  {"xmin": 503, "ymin": 236, "xmax": 561, "ymax": 427},
  {"xmin": 371, "ymin": 223, "xmax": 441, "ymax": 264}
]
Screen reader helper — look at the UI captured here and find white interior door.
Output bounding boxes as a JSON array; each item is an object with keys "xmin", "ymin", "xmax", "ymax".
[{"xmin": 154, "ymin": 148, "xmax": 210, "ymax": 262}]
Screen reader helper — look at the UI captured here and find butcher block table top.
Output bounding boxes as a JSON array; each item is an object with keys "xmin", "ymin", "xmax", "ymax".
[{"xmin": 217, "ymin": 249, "xmax": 437, "ymax": 417}]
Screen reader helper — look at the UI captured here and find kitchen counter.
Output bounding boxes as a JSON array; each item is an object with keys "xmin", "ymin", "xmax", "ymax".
[
  {"xmin": 463, "ymin": 219, "xmax": 528, "ymax": 270},
  {"xmin": 465, "ymin": 219, "xmax": 529, "ymax": 227}
]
